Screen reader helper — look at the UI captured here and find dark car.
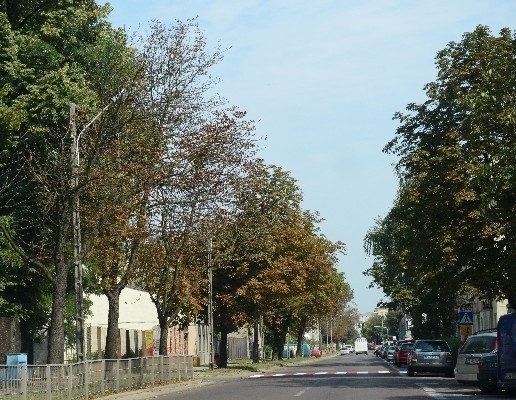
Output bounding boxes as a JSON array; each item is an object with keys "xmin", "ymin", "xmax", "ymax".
[
  {"xmin": 406, "ymin": 339, "xmax": 454, "ymax": 377},
  {"xmin": 395, "ymin": 342, "xmax": 414, "ymax": 367},
  {"xmin": 477, "ymin": 353, "xmax": 498, "ymax": 394}
]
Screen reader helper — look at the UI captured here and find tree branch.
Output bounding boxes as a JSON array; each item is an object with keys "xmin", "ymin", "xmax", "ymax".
[{"xmin": 0, "ymin": 223, "xmax": 55, "ymax": 285}]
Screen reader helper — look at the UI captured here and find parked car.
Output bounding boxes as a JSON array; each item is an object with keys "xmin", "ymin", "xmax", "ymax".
[
  {"xmin": 381, "ymin": 345, "xmax": 389, "ymax": 359},
  {"xmin": 393, "ymin": 340, "xmax": 414, "ymax": 366},
  {"xmin": 340, "ymin": 346, "xmax": 350, "ymax": 355},
  {"xmin": 455, "ymin": 329, "xmax": 497, "ymax": 384},
  {"xmin": 406, "ymin": 339, "xmax": 454, "ymax": 377},
  {"xmin": 496, "ymin": 311, "xmax": 516, "ymax": 395},
  {"xmin": 386, "ymin": 345, "xmax": 396, "ymax": 362},
  {"xmin": 310, "ymin": 347, "xmax": 322, "ymax": 358},
  {"xmin": 477, "ymin": 352, "xmax": 499, "ymax": 394},
  {"xmin": 395, "ymin": 342, "xmax": 414, "ymax": 367}
]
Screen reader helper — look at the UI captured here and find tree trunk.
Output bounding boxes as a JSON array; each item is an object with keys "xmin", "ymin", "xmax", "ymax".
[
  {"xmin": 252, "ymin": 319, "xmax": 260, "ymax": 363},
  {"xmin": 296, "ymin": 328, "xmax": 304, "ymax": 356},
  {"xmin": 272, "ymin": 329, "xmax": 284, "ymax": 361},
  {"xmin": 47, "ymin": 269, "xmax": 68, "ymax": 364},
  {"xmin": 219, "ymin": 326, "xmax": 228, "ymax": 368},
  {"xmin": 159, "ymin": 317, "xmax": 168, "ymax": 356},
  {"xmin": 104, "ymin": 292, "xmax": 120, "ymax": 359}
]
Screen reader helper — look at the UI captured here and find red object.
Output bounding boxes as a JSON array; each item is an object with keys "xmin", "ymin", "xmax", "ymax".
[
  {"xmin": 310, "ymin": 348, "xmax": 322, "ymax": 357},
  {"xmin": 395, "ymin": 344, "xmax": 412, "ymax": 366}
]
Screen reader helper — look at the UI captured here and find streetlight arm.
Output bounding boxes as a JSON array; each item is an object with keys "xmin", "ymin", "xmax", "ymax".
[{"xmin": 77, "ymin": 88, "xmax": 127, "ymax": 142}]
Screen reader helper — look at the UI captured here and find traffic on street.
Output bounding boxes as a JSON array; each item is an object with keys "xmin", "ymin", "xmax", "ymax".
[{"xmin": 156, "ymin": 353, "xmax": 510, "ymax": 400}]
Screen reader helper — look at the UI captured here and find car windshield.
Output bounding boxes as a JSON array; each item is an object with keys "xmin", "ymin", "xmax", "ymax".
[
  {"xmin": 460, "ymin": 335, "xmax": 496, "ymax": 354},
  {"xmin": 415, "ymin": 341, "xmax": 450, "ymax": 352}
]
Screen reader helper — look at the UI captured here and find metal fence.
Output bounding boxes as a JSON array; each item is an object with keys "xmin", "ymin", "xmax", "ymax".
[{"xmin": 0, "ymin": 355, "xmax": 194, "ymax": 400}]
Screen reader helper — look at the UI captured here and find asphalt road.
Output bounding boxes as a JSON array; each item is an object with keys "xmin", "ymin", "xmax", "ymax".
[{"xmin": 106, "ymin": 354, "xmax": 512, "ymax": 400}]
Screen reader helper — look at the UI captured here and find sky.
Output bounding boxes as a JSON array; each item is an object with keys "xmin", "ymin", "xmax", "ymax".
[{"xmin": 101, "ymin": 0, "xmax": 515, "ymax": 314}]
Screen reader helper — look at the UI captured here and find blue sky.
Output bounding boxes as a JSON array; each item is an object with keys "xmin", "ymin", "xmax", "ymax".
[{"xmin": 102, "ymin": 0, "xmax": 515, "ymax": 314}]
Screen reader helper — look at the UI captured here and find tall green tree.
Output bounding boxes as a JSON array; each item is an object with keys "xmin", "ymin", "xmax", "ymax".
[
  {"xmin": 0, "ymin": 0, "xmax": 131, "ymax": 363},
  {"xmin": 366, "ymin": 25, "xmax": 516, "ymax": 335}
]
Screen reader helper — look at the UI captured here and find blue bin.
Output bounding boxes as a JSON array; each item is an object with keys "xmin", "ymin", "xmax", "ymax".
[{"xmin": 5, "ymin": 353, "xmax": 27, "ymax": 380}]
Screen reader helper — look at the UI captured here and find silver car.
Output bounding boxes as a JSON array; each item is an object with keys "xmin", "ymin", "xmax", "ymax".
[
  {"xmin": 406, "ymin": 339, "xmax": 454, "ymax": 377},
  {"xmin": 455, "ymin": 330, "xmax": 497, "ymax": 384}
]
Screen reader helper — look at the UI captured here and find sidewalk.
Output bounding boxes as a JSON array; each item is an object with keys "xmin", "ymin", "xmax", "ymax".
[
  {"xmin": 100, "ymin": 366, "xmax": 252, "ymax": 400},
  {"xmin": 100, "ymin": 353, "xmax": 337, "ymax": 400}
]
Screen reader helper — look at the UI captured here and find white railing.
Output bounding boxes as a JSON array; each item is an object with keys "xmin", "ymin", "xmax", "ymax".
[{"xmin": 0, "ymin": 355, "xmax": 193, "ymax": 400}]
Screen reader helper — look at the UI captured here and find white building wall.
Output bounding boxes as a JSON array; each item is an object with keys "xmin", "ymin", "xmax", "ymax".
[{"xmin": 86, "ymin": 287, "xmax": 159, "ymax": 330}]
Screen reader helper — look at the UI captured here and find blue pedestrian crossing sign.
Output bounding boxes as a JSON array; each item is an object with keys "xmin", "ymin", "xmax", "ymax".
[{"xmin": 458, "ymin": 311, "xmax": 473, "ymax": 325}]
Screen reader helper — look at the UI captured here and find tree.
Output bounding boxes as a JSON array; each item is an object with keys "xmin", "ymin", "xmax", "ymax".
[
  {"xmin": 366, "ymin": 26, "xmax": 516, "ymax": 335},
  {"xmin": 127, "ymin": 19, "xmax": 259, "ymax": 356},
  {"xmin": 0, "ymin": 0, "xmax": 130, "ymax": 363}
]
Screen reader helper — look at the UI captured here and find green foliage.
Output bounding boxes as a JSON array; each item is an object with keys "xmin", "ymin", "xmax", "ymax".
[{"xmin": 366, "ymin": 25, "xmax": 516, "ymax": 336}]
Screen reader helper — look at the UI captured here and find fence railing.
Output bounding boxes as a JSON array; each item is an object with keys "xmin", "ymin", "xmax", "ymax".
[{"xmin": 0, "ymin": 355, "xmax": 194, "ymax": 400}]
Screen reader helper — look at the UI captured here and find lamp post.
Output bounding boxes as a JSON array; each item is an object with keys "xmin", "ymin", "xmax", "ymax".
[{"xmin": 69, "ymin": 90, "xmax": 126, "ymax": 362}]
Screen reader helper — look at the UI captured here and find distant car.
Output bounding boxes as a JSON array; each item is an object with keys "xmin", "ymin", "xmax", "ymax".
[
  {"xmin": 476, "ymin": 353, "xmax": 498, "ymax": 394},
  {"xmin": 395, "ymin": 342, "xmax": 413, "ymax": 367},
  {"xmin": 311, "ymin": 347, "xmax": 322, "ymax": 358},
  {"xmin": 368, "ymin": 343, "xmax": 376, "ymax": 351},
  {"xmin": 381, "ymin": 345, "xmax": 389, "ymax": 359},
  {"xmin": 340, "ymin": 347, "xmax": 350, "ymax": 355},
  {"xmin": 386, "ymin": 345, "xmax": 396, "ymax": 361},
  {"xmin": 406, "ymin": 339, "xmax": 454, "ymax": 377},
  {"xmin": 455, "ymin": 329, "xmax": 497, "ymax": 385}
]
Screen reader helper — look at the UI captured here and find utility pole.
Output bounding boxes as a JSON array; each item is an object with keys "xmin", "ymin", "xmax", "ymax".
[
  {"xmin": 70, "ymin": 103, "xmax": 85, "ymax": 362},
  {"xmin": 69, "ymin": 90, "xmax": 126, "ymax": 363},
  {"xmin": 207, "ymin": 237, "xmax": 214, "ymax": 370}
]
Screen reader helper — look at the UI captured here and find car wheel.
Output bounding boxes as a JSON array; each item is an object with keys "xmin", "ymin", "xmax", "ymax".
[
  {"xmin": 407, "ymin": 368, "xmax": 415, "ymax": 377},
  {"xmin": 479, "ymin": 384, "xmax": 498, "ymax": 394}
]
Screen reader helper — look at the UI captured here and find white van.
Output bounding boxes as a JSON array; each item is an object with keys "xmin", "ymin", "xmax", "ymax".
[{"xmin": 354, "ymin": 337, "xmax": 368, "ymax": 355}]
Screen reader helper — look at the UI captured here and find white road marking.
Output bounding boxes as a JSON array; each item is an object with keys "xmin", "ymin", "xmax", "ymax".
[
  {"xmin": 294, "ymin": 390, "xmax": 306, "ymax": 397},
  {"xmin": 416, "ymin": 383, "xmax": 447, "ymax": 399}
]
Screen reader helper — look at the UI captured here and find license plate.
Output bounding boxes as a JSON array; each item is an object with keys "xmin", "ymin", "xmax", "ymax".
[
  {"xmin": 424, "ymin": 355, "xmax": 439, "ymax": 359},
  {"xmin": 465, "ymin": 357, "xmax": 480, "ymax": 365}
]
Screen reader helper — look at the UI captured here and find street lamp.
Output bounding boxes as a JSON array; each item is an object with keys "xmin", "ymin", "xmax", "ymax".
[{"xmin": 69, "ymin": 90, "xmax": 126, "ymax": 362}]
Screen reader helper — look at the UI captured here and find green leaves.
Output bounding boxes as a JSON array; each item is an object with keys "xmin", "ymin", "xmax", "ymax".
[{"xmin": 369, "ymin": 25, "xmax": 516, "ymax": 335}]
